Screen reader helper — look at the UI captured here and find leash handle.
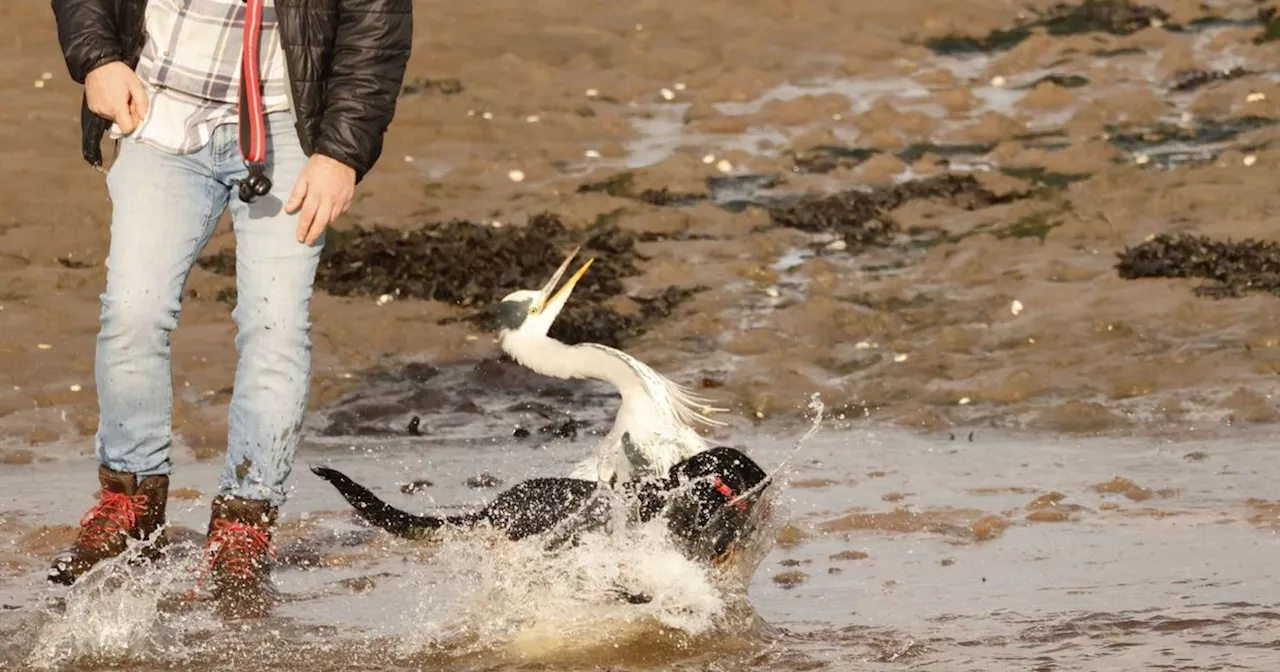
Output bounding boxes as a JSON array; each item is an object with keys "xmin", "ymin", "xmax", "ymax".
[{"xmin": 237, "ymin": 0, "xmax": 271, "ymax": 203}]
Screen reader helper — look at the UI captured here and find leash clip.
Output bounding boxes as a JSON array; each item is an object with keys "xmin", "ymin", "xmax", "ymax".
[{"xmin": 238, "ymin": 162, "xmax": 272, "ymax": 203}]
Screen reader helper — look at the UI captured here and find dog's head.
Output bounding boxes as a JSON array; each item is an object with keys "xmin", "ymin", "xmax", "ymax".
[{"xmin": 663, "ymin": 446, "xmax": 770, "ymax": 564}]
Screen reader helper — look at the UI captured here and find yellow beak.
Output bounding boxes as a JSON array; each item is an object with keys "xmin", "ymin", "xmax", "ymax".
[
  {"xmin": 537, "ymin": 247, "xmax": 581, "ymax": 306},
  {"xmin": 540, "ymin": 257, "xmax": 594, "ymax": 313}
]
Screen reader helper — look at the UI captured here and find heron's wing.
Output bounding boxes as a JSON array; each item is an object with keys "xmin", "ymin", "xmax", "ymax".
[
  {"xmin": 578, "ymin": 343, "xmax": 729, "ymax": 429},
  {"xmin": 661, "ymin": 375, "xmax": 730, "ymax": 428}
]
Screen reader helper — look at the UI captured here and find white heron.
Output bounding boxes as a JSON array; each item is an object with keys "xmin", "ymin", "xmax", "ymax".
[{"xmin": 494, "ymin": 248, "xmax": 727, "ymax": 485}]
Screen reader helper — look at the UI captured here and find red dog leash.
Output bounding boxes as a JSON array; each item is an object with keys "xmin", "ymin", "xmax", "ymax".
[{"xmin": 237, "ymin": 0, "xmax": 271, "ymax": 203}]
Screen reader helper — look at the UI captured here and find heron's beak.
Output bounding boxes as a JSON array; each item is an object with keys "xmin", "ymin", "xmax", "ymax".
[
  {"xmin": 537, "ymin": 255, "xmax": 594, "ymax": 316},
  {"xmin": 535, "ymin": 247, "xmax": 580, "ymax": 309},
  {"xmin": 542, "ymin": 259, "xmax": 596, "ymax": 317}
]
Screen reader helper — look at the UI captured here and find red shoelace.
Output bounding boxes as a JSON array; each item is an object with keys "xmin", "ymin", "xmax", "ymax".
[
  {"xmin": 190, "ymin": 518, "xmax": 275, "ymax": 595},
  {"xmin": 78, "ymin": 490, "xmax": 149, "ymax": 547}
]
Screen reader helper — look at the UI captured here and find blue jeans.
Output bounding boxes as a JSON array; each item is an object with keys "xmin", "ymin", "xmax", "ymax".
[{"xmin": 96, "ymin": 113, "xmax": 321, "ymax": 508}]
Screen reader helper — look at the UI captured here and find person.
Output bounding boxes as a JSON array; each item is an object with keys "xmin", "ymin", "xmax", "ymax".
[{"xmin": 46, "ymin": 0, "xmax": 412, "ymax": 617}]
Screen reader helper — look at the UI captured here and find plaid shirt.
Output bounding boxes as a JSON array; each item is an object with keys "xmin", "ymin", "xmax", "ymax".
[{"xmin": 113, "ymin": 0, "xmax": 291, "ymax": 154}]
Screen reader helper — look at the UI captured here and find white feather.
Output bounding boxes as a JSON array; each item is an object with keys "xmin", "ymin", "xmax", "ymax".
[{"xmin": 501, "ymin": 333, "xmax": 724, "ymax": 484}]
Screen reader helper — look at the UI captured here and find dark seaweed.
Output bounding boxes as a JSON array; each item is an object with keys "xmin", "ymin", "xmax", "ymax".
[
  {"xmin": 1105, "ymin": 116, "xmax": 1280, "ymax": 166},
  {"xmin": 1116, "ymin": 233, "xmax": 1280, "ymax": 298},
  {"xmin": 577, "ymin": 172, "xmax": 705, "ymax": 207},
  {"xmin": 923, "ymin": 0, "xmax": 1170, "ymax": 55},
  {"xmin": 768, "ymin": 174, "xmax": 1025, "ymax": 249},
  {"xmin": 1016, "ymin": 74, "xmax": 1092, "ymax": 90},
  {"xmin": 1168, "ymin": 67, "xmax": 1251, "ymax": 93},
  {"xmin": 198, "ymin": 212, "xmax": 697, "ymax": 348},
  {"xmin": 400, "ymin": 77, "xmax": 464, "ymax": 96},
  {"xmin": 1255, "ymin": 6, "xmax": 1280, "ymax": 43},
  {"xmin": 790, "ymin": 143, "xmax": 999, "ymax": 176}
]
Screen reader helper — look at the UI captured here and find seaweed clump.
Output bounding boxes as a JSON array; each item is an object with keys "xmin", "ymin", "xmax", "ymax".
[
  {"xmin": 1036, "ymin": 0, "xmax": 1169, "ymax": 34},
  {"xmin": 577, "ymin": 172, "xmax": 706, "ymax": 207},
  {"xmin": 767, "ymin": 174, "xmax": 1021, "ymax": 249},
  {"xmin": 1104, "ymin": 116, "xmax": 1280, "ymax": 166},
  {"xmin": 310, "ymin": 213, "xmax": 637, "ymax": 306},
  {"xmin": 1255, "ymin": 5, "xmax": 1280, "ymax": 43},
  {"xmin": 924, "ymin": 0, "xmax": 1170, "ymax": 55},
  {"xmin": 198, "ymin": 213, "xmax": 697, "ymax": 348},
  {"xmin": 789, "ymin": 143, "xmax": 997, "ymax": 176},
  {"xmin": 1168, "ymin": 67, "xmax": 1251, "ymax": 93},
  {"xmin": 400, "ymin": 77, "xmax": 464, "ymax": 96},
  {"xmin": 1116, "ymin": 233, "xmax": 1280, "ymax": 298}
]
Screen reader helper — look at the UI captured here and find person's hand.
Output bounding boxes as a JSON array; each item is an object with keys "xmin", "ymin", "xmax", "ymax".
[
  {"xmin": 85, "ymin": 61, "xmax": 148, "ymax": 134},
  {"xmin": 286, "ymin": 153, "xmax": 356, "ymax": 245}
]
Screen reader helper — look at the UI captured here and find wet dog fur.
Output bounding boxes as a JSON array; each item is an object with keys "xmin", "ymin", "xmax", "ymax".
[{"xmin": 311, "ymin": 445, "xmax": 770, "ymax": 567}]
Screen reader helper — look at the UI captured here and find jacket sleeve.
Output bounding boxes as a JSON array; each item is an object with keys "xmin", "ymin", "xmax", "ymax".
[
  {"xmin": 315, "ymin": 0, "xmax": 413, "ymax": 183},
  {"xmin": 51, "ymin": 0, "xmax": 125, "ymax": 84}
]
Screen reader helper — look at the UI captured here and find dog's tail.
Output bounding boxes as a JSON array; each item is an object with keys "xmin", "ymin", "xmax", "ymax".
[{"xmin": 311, "ymin": 465, "xmax": 465, "ymax": 540}]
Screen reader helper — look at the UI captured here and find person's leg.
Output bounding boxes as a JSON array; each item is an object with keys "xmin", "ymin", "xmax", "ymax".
[
  {"xmin": 95, "ymin": 140, "xmax": 228, "ymax": 475},
  {"xmin": 200, "ymin": 112, "xmax": 320, "ymax": 617},
  {"xmin": 216, "ymin": 111, "xmax": 321, "ymax": 508},
  {"xmin": 50, "ymin": 139, "xmax": 227, "ymax": 585}
]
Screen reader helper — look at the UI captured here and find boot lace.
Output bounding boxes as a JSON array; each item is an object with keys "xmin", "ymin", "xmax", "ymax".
[
  {"xmin": 191, "ymin": 519, "xmax": 275, "ymax": 593},
  {"xmin": 78, "ymin": 490, "xmax": 148, "ymax": 548}
]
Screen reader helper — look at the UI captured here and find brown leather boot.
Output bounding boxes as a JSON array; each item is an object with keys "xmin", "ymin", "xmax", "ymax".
[
  {"xmin": 198, "ymin": 495, "xmax": 279, "ymax": 619},
  {"xmin": 48, "ymin": 465, "xmax": 169, "ymax": 586}
]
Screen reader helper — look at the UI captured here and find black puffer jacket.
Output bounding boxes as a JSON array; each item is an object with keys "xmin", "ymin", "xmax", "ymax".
[{"xmin": 50, "ymin": 0, "xmax": 413, "ymax": 183}]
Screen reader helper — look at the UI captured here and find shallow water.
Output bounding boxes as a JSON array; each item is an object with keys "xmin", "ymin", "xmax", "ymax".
[{"xmin": 2, "ymin": 420, "xmax": 1278, "ymax": 671}]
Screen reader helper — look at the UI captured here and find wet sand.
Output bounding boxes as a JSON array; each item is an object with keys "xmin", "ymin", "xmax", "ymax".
[{"xmin": 3, "ymin": 0, "xmax": 1280, "ymax": 668}]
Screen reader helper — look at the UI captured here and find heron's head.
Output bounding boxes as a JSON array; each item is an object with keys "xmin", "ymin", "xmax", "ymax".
[{"xmin": 494, "ymin": 247, "xmax": 594, "ymax": 337}]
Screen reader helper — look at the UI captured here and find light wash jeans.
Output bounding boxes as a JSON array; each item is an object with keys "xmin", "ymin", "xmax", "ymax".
[{"xmin": 96, "ymin": 112, "xmax": 321, "ymax": 508}]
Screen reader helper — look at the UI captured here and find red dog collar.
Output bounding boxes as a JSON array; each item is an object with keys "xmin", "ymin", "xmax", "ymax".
[{"xmin": 713, "ymin": 477, "xmax": 751, "ymax": 511}]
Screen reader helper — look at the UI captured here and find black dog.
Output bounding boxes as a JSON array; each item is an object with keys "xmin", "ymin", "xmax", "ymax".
[{"xmin": 311, "ymin": 445, "xmax": 770, "ymax": 567}]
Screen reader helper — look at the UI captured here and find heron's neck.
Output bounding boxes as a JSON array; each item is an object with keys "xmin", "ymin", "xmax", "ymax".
[{"xmin": 502, "ymin": 334, "xmax": 649, "ymax": 401}]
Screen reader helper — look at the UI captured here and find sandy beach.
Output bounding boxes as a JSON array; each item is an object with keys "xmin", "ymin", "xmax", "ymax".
[{"xmin": 2, "ymin": 0, "xmax": 1279, "ymax": 669}]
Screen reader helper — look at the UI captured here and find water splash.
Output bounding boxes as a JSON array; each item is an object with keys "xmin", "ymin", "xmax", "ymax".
[
  {"xmin": 23, "ymin": 538, "xmax": 213, "ymax": 669},
  {"xmin": 400, "ymin": 398, "xmax": 826, "ymax": 666}
]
